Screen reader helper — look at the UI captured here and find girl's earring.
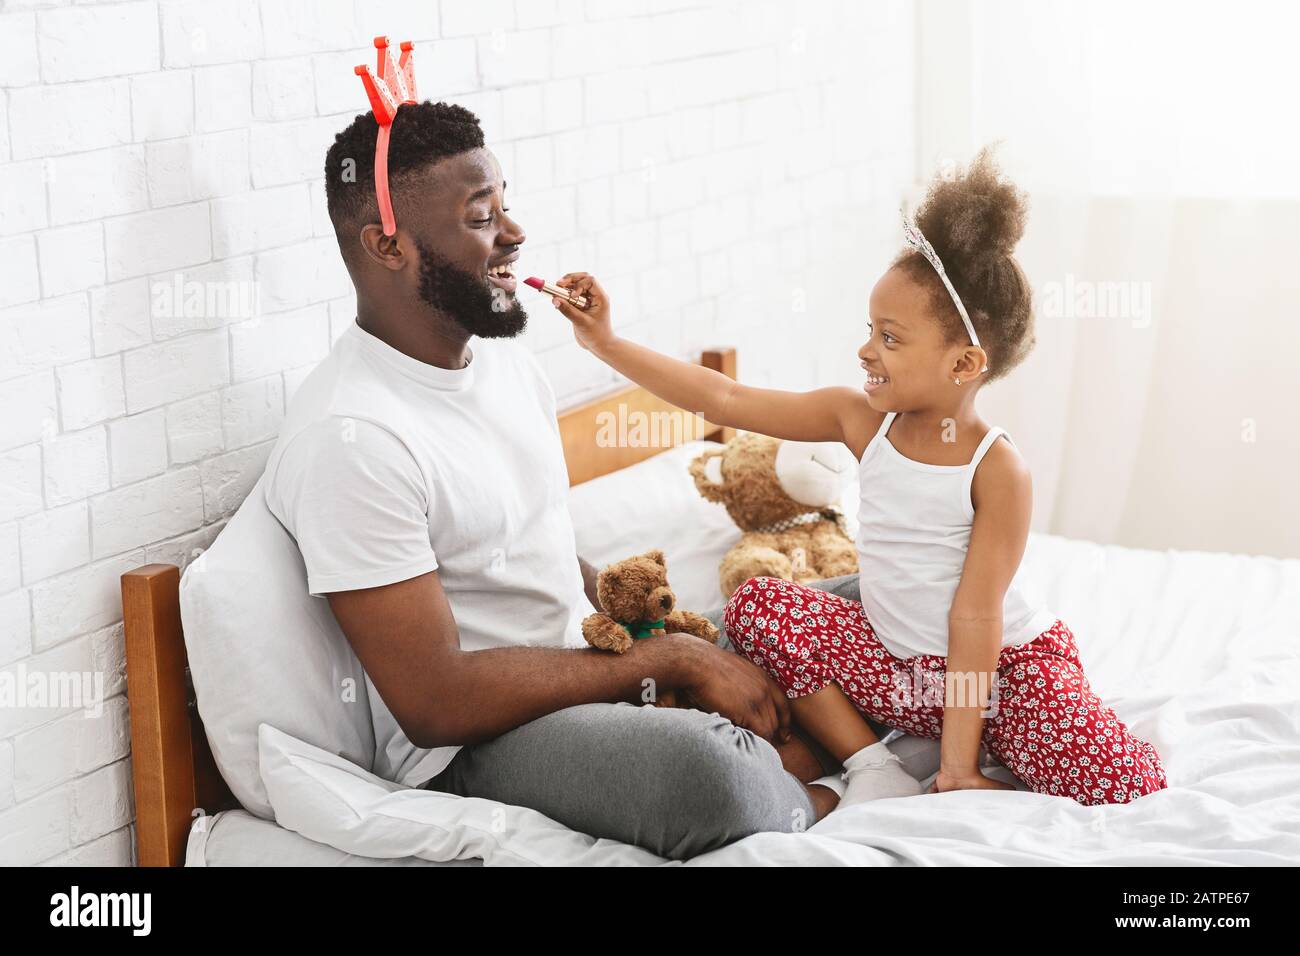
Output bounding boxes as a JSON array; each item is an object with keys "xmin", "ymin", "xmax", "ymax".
[{"xmin": 953, "ymin": 378, "xmax": 961, "ymax": 385}]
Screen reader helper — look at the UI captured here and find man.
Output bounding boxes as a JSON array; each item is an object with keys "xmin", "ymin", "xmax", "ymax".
[{"xmin": 262, "ymin": 101, "xmax": 834, "ymax": 860}]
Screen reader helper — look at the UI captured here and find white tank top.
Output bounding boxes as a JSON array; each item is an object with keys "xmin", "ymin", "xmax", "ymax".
[{"xmin": 855, "ymin": 412, "xmax": 1056, "ymax": 660}]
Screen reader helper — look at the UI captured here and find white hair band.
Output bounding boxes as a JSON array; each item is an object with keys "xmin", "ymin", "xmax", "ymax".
[{"xmin": 901, "ymin": 207, "xmax": 988, "ymax": 373}]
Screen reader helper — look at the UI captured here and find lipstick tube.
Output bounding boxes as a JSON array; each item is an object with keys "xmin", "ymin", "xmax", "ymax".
[{"xmin": 524, "ymin": 276, "xmax": 590, "ymax": 310}]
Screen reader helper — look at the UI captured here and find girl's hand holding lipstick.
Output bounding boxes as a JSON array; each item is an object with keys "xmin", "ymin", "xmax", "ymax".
[
  {"xmin": 544, "ymin": 270, "xmax": 747, "ymax": 440},
  {"xmin": 552, "ymin": 272, "xmax": 616, "ymax": 354}
]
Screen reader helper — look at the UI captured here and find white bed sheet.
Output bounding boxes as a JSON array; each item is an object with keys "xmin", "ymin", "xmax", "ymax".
[{"xmin": 191, "ymin": 442, "xmax": 1300, "ymax": 865}]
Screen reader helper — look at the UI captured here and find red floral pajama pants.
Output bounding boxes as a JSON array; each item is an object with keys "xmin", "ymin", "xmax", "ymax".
[{"xmin": 723, "ymin": 576, "xmax": 1168, "ymax": 806}]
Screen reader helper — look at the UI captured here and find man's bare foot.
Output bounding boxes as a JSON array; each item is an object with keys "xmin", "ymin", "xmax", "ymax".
[
  {"xmin": 805, "ymin": 781, "xmax": 840, "ymax": 821},
  {"xmin": 775, "ymin": 732, "xmax": 829, "ymax": 783}
]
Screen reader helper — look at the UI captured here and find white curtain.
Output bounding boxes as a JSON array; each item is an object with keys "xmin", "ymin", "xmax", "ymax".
[{"xmin": 917, "ymin": 0, "xmax": 1300, "ymax": 558}]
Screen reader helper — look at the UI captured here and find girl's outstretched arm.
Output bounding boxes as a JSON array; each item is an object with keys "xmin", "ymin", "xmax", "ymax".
[{"xmin": 553, "ymin": 272, "xmax": 874, "ymax": 449}]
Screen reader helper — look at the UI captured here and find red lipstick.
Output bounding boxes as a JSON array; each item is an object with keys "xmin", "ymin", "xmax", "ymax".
[{"xmin": 523, "ymin": 276, "xmax": 590, "ymax": 310}]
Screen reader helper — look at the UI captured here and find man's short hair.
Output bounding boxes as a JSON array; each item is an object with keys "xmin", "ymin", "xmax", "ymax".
[{"xmin": 324, "ymin": 100, "xmax": 485, "ymax": 233}]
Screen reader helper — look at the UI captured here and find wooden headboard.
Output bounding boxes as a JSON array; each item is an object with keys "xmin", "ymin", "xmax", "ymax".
[{"xmin": 120, "ymin": 347, "xmax": 736, "ymax": 866}]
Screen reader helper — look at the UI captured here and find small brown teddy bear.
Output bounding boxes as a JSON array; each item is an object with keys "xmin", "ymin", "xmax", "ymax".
[
  {"xmin": 582, "ymin": 549, "xmax": 719, "ymax": 707},
  {"xmin": 690, "ymin": 433, "xmax": 858, "ymax": 599}
]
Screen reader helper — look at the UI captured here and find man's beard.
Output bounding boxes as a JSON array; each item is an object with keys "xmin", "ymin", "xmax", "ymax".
[{"xmin": 415, "ymin": 238, "xmax": 528, "ymax": 339}]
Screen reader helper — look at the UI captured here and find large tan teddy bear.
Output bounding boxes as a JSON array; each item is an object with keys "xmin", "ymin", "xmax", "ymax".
[
  {"xmin": 690, "ymin": 433, "xmax": 858, "ymax": 599},
  {"xmin": 581, "ymin": 549, "xmax": 719, "ymax": 707}
]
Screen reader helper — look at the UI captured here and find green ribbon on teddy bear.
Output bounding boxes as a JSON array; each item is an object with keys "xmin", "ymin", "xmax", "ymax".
[{"xmin": 620, "ymin": 618, "xmax": 666, "ymax": 639}]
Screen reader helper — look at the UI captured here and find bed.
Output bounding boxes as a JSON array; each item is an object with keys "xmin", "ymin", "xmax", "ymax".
[{"xmin": 122, "ymin": 346, "xmax": 1300, "ymax": 866}]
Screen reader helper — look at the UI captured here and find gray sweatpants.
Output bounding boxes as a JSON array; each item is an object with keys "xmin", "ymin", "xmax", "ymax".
[{"xmin": 427, "ymin": 574, "xmax": 874, "ymax": 860}]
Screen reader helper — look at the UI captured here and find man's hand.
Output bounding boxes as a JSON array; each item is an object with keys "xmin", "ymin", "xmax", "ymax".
[{"xmin": 671, "ymin": 635, "xmax": 792, "ymax": 744}]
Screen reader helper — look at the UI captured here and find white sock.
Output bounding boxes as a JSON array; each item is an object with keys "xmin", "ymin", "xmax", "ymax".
[{"xmin": 839, "ymin": 741, "xmax": 924, "ymax": 807}]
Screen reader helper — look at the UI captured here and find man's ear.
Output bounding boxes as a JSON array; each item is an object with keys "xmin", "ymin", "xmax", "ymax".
[{"xmin": 358, "ymin": 223, "xmax": 408, "ymax": 270}]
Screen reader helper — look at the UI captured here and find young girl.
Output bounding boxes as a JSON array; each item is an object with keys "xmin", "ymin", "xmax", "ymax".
[{"xmin": 550, "ymin": 150, "xmax": 1168, "ymax": 811}]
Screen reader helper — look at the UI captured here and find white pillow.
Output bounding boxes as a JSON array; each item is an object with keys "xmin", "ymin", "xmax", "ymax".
[
  {"xmin": 567, "ymin": 440, "xmax": 861, "ymax": 615},
  {"xmin": 179, "ymin": 476, "xmax": 380, "ymax": 819},
  {"xmin": 257, "ymin": 723, "xmax": 666, "ymax": 866},
  {"xmin": 568, "ymin": 441, "xmax": 738, "ymax": 614}
]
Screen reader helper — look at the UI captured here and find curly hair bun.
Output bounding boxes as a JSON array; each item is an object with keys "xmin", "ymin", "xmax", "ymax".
[
  {"xmin": 916, "ymin": 146, "xmax": 1027, "ymax": 261},
  {"xmin": 895, "ymin": 145, "xmax": 1036, "ymax": 382}
]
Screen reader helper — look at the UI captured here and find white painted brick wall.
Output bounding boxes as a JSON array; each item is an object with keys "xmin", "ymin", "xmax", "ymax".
[
  {"xmin": 0, "ymin": 236, "xmax": 40, "ymax": 308},
  {"xmin": 0, "ymin": 447, "xmax": 43, "ymax": 525},
  {"xmin": 104, "ymin": 203, "xmax": 212, "ymax": 281},
  {"xmin": 0, "ymin": 525, "xmax": 19, "ymax": 596},
  {"xmin": 48, "ymin": 146, "xmax": 151, "ymax": 225},
  {"xmin": 1, "ymin": 161, "xmax": 50, "ymax": 235},
  {"xmin": 9, "ymin": 79, "xmax": 133, "ymax": 161},
  {"xmin": 57, "ymin": 356, "xmax": 126, "ymax": 430},
  {"xmin": 0, "ymin": 371, "xmax": 56, "ymax": 451},
  {"xmin": 38, "ymin": 3, "xmax": 161, "ymax": 84},
  {"xmin": 19, "ymin": 501, "xmax": 89, "ymax": 585},
  {"xmin": 0, "ymin": 0, "xmax": 916, "ymax": 865},
  {"xmin": 0, "ymin": 590, "xmax": 31, "ymax": 668},
  {"xmin": 107, "ymin": 409, "xmax": 169, "ymax": 487}
]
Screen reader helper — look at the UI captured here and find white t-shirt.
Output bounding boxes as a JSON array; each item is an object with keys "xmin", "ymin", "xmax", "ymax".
[{"xmin": 263, "ymin": 320, "xmax": 595, "ymax": 785}]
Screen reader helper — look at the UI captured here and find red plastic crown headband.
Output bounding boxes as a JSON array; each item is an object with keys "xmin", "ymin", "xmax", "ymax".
[{"xmin": 354, "ymin": 36, "xmax": 418, "ymax": 236}]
